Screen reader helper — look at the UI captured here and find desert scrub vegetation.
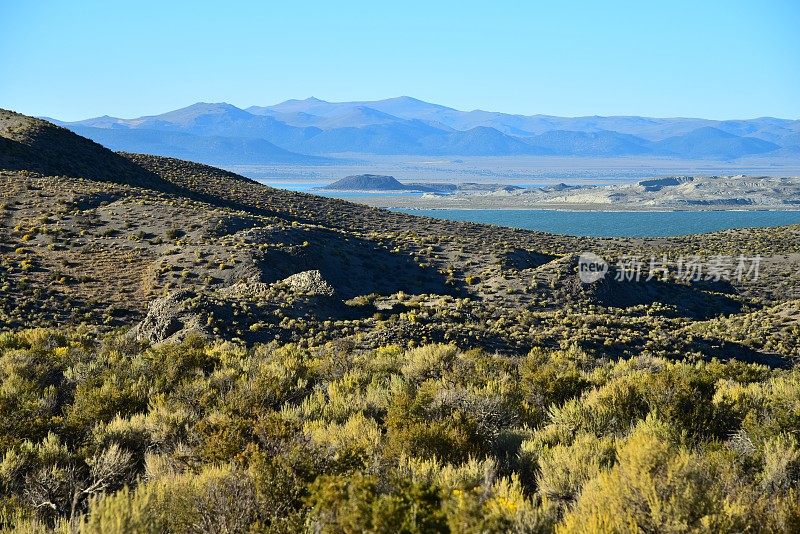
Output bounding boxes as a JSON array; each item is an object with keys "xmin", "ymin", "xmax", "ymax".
[{"xmin": 0, "ymin": 330, "xmax": 799, "ymax": 532}]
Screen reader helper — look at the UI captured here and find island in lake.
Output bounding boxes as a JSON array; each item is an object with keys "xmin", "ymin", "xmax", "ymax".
[{"xmin": 320, "ymin": 174, "xmax": 525, "ymax": 195}]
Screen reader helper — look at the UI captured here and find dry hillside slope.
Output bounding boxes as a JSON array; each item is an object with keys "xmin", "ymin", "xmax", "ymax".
[{"xmin": 2, "ymin": 109, "xmax": 799, "ymax": 364}]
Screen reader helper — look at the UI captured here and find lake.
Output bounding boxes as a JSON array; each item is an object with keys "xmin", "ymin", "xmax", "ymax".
[
  {"xmin": 390, "ymin": 209, "xmax": 800, "ymax": 237},
  {"xmin": 255, "ymin": 179, "xmax": 800, "ymax": 237},
  {"xmin": 255, "ymin": 181, "xmax": 426, "ymax": 198}
]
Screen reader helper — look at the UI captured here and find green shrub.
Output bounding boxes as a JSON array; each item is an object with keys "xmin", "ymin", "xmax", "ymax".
[{"xmin": 0, "ymin": 329, "xmax": 798, "ymax": 531}]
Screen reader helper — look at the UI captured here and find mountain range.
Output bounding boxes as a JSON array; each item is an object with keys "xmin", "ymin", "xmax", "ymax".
[{"xmin": 51, "ymin": 97, "xmax": 800, "ymax": 163}]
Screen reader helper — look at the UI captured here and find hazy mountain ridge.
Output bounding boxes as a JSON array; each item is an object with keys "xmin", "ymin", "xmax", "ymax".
[
  {"xmin": 65, "ymin": 124, "xmax": 331, "ymax": 165},
  {"xmin": 55, "ymin": 97, "xmax": 800, "ymax": 160}
]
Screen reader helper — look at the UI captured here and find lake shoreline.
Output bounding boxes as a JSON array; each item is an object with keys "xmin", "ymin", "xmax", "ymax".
[{"xmin": 367, "ymin": 200, "xmax": 800, "ymax": 213}]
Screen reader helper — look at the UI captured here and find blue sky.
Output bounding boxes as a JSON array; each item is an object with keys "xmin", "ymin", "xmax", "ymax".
[{"xmin": 1, "ymin": 0, "xmax": 798, "ymax": 121}]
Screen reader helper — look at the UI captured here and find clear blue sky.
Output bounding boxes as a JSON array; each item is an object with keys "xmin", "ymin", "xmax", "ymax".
[{"xmin": 1, "ymin": 0, "xmax": 798, "ymax": 121}]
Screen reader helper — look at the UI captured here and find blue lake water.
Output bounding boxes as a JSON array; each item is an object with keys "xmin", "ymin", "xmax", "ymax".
[
  {"xmin": 391, "ymin": 209, "xmax": 800, "ymax": 237},
  {"xmin": 318, "ymin": 191, "xmax": 424, "ymax": 198},
  {"xmin": 257, "ymin": 181, "xmax": 424, "ymax": 198},
  {"xmin": 256, "ymin": 180, "xmax": 800, "ymax": 237}
]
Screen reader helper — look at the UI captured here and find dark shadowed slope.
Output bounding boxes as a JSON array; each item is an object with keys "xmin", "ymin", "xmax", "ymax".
[{"xmin": 0, "ymin": 109, "xmax": 177, "ymax": 191}]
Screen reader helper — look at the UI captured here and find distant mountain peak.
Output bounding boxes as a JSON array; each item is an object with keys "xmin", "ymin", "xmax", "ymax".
[
  {"xmin": 683, "ymin": 126, "xmax": 736, "ymax": 138},
  {"xmin": 386, "ymin": 96, "xmax": 428, "ymax": 104},
  {"xmin": 176, "ymin": 102, "xmax": 247, "ymax": 113},
  {"xmin": 322, "ymin": 106, "xmax": 402, "ymax": 123}
]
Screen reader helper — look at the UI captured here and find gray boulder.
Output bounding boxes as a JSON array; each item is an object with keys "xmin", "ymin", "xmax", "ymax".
[
  {"xmin": 130, "ymin": 290, "xmax": 208, "ymax": 344},
  {"xmin": 282, "ymin": 270, "xmax": 335, "ymax": 296}
]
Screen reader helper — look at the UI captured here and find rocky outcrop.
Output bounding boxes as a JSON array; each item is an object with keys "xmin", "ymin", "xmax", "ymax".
[
  {"xmin": 218, "ymin": 269, "xmax": 335, "ymax": 300},
  {"xmin": 130, "ymin": 290, "xmax": 208, "ymax": 344},
  {"xmin": 282, "ymin": 270, "xmax": 335, "ymax": 296},
  {"xmin": 131, "ymin": 270, "xmax": 337, "ymax": 344},
  {"xmin": 216, "ymin": 277, "xmax": 273, "ymax": 300}
]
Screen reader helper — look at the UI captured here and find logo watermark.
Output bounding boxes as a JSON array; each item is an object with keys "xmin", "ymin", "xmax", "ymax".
[
  {"xmin": 578, "ymin": 252, "xmax": 609, "ymax": 283},
  {"xmin": 577, "ymin": 253, "xmax": 761, "ymax": 284}
]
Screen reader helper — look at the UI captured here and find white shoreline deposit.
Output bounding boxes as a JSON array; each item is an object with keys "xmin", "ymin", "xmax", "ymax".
[{"xmin": 344, "ymin": 175, "xmax": 800, "ymax": 211}]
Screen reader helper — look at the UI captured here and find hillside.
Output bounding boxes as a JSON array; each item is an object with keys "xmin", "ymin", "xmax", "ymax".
[
  {"xmin": 3, "ymin": 109, "xmax": 799, "ymax": 357},
  {"xmin": 55, "ymin": 97, "xmax": 800, "ymax": 159},
  {"xmin": 0, "ymin": 109, "xmax": 177, "ymax": 191},
  {"xmin": 4, "ymin": 110, "xmax": 800, "ymax": 532}
]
